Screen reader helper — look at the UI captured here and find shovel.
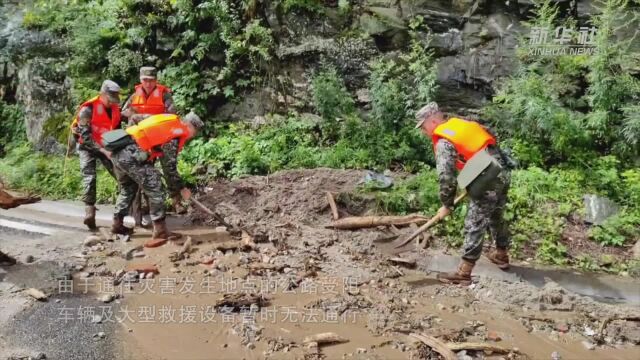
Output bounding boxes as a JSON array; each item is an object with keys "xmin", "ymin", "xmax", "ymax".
[
  {"xmin": 392, "ymin": 191, "xmax": 467, "ymax": 249},
  {"xmin": 189, "ymin": 196, "xmax": 233, "ymax": 230}
]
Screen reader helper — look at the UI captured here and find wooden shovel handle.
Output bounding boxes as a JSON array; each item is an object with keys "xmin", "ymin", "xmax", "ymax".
[{"xmin": 393, "ymin": 191, "xmax": 467, "ymax": 248}]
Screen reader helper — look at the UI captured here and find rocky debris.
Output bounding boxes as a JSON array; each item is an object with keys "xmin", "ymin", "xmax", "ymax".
[
  {"xmin": 97, "ymin": 293, "xmax": 117, "ymax": 303},
  {"xmin": 25, "ymin": 288, "xmax": 48, "ymax": 301},
  {"xmin": 583, "ymin": 194, "xmax": 620, "ymax": 225},
  {"xmin": 581, "ymin": 340, "xmax": 596, "ymax": 350},
  {"xmin": 23, "ymin": 255, "xmax": 35, "ymax": 264},
  {"xmin": 6, "ymin": 352, "xmax": 47, "ymax": 360},
  {"xmin": 215, "ymin": 293, "xmax": 269, "ymax": 311},
  {"xmin": 93, "ymin": 332, "xmax": 106, "ymax": 340},
  {"xmin": 83, "ymin": 235, "xmax": 102, "ymax": 247}
]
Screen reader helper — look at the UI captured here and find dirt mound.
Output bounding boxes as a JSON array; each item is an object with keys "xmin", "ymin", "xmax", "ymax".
[{"xmin": 193, "ymin": 168, "xmax": 370, "ymax": 238}]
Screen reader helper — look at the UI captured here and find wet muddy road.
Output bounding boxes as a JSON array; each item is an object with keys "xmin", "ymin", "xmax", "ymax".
[{"xmin": 1, "ymin": 183, "xmax": 639, "ymax": 360}]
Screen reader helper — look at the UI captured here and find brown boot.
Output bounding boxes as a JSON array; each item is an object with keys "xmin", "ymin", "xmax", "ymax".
[
  {"xmin": 83, "ymin": 205, "xmax": 97, "ymax": 231},
  {"xmin": 151, "ymin": 218, "xmax": 182, "ymax": 241},
  {"xmin": 487, "ymin": 247, "xmax": 510, "ymax": 270},
  {"xmin": 437, "ymin": 259, "xmax": 475, "ymax": 286},
  {"xmin": 0, "ymin": 250, "xmax": 16, "ymax": 265},
  {"xmin": 171, "ymin": 195, "xmax": 187, "ymax": 215},
  {"xmin": 111, "ymin": 215, "xmax": 133, "ymax": 236}
]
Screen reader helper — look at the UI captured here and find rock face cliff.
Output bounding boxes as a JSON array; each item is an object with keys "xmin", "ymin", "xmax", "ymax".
[
  {"xmin": 0, "ymin": 0, "xmax": 608, "ymax": 150},
  {"xmin": 1, "ymin": 1, "xmax": 70, "ymax": 154},
  {"xmin": 212, "ymin": 0, "xmax": 603, "ymax": 120}
]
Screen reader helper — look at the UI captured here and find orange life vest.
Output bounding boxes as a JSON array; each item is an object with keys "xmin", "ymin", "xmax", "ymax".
[
  {"xmin": 432, "ymin": 117, "xmax": 496, "ymax": 170},
  {"xmin": 126, "ymin": 114, "xmax": 190, "ymax": 161},
  {"xmin": 129, "ymin": 84, "xmax": 170, "ymax": 115},
  {"xmin": 71, "ymin": 96, "xmax": 121, "ymax": 146}
]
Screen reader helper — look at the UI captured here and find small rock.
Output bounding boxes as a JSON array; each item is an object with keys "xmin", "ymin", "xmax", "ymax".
[
  {"xmin": 132, "ymin": 251, "xmax": 146, "ymax": 258},
  {"xmin": 145, "ymin": 272, "xmax": 155, "ymax": 279},
  {"xmin": 436, "ymin": 303, "xmax": 446, "ymax": 311},
  {"xmin": 170, "ymin": 267, "xmax": 181, "ymax": 273},
  {"xmin": 584, "ymin": 326, "xmax": 596, "ymax": 336},
  {"xmin": 55, "ymin": 299, "xmax": 61, "ymax": 303},
  {"xmin": 581, "ymin": 340, "xmax": 596, "ymax": 350},
  {"xmin": 24, "ymin": 255, "xmax": 35, "ymax": 263},
  {"xmin": 222, "ymin": 343, "xmax": 228, "ymax": 348},
  {"xmin": 246, "ymin": 343, "xmax": 255, "ymax": 350},
  {"xmin": 551, "ymin": 351, "xmax": 561, "ymax": 360},
  {"xmin": 356, "ymin": 348, "xmax": 367, "ymax": 354},
  {"xmin": 283, "ymin": 267, "xmax": 293, "ymax": 274},
  {"xmin": 83, "ymin": 235, "xmax": 102, "ymax": 247},
  {"xmin": 97, "ymin": 293, "xmax": 116, "ymax": 303},
  {"xmin": 79, "ymin": 271, "xmax": 92, "ymax": 279},
  {"xmin": 91, "ymin": 314, "xmax": 103, "ymax": 324},
  {"xmin": 486, "ymin": 330, "xmax": 502, "ymax": 342},
  {"xmin": 555, "ymin": 322, "xmax": 570, "ymax": 333},
  {"xmin": 25, "ymin": 288, "xmax": 48, "ymax": 301}
]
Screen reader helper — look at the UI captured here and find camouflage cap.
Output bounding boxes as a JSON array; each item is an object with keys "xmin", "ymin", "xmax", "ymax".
[
  {"xmin": 183, "ymin": 111, "xmax": 204, "ymax": 130},
  {"xmin": 140, "ymin": 66, "xmax": 157, "ymax": 80},
  {"xmin": 100, "ymin": 80, "xmax": 121, "ymax": 104},
  {"xmin": 414, "ymin": 102, "xmax": 440, "ymax": 128}
]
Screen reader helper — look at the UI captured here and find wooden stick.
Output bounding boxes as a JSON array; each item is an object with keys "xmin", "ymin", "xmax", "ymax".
[
  {"xmin": 326, "ymin": 191, "xmax": 339, "ymax": 220},
  {"xmin": 393, "ymin": 192, "xmax": 467, "ymax": 248},
  {"xmin": 446, "ymin": 342, "xmax": 515, "ymax": 354},
  {"xmin": 190, "ymin": 197, "xmax": 232, "ymax": 229},
  {"xmin": 326, "ymin": 214, "xmax": 430, "ymax": 230},
  {"xmin": 303, "ymin": 332, "xmax": 348, "ymax": 345},
  {"xmin": 410, "ymin": 333, "xmax": 457, "ymax": 360}
]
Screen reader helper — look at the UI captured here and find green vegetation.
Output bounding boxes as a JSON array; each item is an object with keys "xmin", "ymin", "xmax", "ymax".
[
  {"xmin": 0, "ymin": 144, "xmax": 118, "ymax": 202},
  {"xmin": 1, "ymin": 0, "xmax": 638, "ymax": 273},
  {"xmin": 23, "ymin": 0, "xmax": 275, "ymax": 113},
  {"xmin": 0, "ymin": 101, "xmax": 26, "ymax": 156}
]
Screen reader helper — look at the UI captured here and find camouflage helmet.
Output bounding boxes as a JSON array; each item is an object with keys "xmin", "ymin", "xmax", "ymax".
[
  {"xmin": 183, "ymin": 111, "xmax": 204, "ymax": 130},
  {"xmin": 414, "ymin": 102, "xmax": 440, "ymax": 128},
  {"xmin": 140, "ymin": 66, "xmax": 157, "ymax": 80}
]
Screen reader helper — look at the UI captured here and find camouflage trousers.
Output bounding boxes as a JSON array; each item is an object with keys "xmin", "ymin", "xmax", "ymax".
[
  {"xmin": 77, "ymin": 145, "xmax": 116, "ymax": 206},
  {"xmin": 112, "ymin": 144, "xmax": 166, "ymax": 221},
  {"xmin": 462, "ymin": 169, "xmax": 511, "ymax": 262}
]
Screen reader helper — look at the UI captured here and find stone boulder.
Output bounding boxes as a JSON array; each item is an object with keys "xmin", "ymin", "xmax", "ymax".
[
  {"xmin": 16, "ymin": 58, "xmax": 71, "ymax": 154},
  {"xmin": 583, "ymin": 194, "xmax": 620, "ymax": 225}
]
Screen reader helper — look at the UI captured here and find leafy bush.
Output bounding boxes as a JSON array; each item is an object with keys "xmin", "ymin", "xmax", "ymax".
[
  {"xmin": 311, "ymin": 67, "xmax": 355, "ymax": 141},
  {"xmin": 0, "ymin": 101, "xmax": 26, "ymax": 155},
  {"xmin": 486, "ymin": 0, "xmax": 640, "ymax": 164},
  {"xmin": 589, "ymin": 211, "xmax": 640, "ymax": 246},
  {"xmin": 0, "ymin": 144, "xmax": 118, "ymax": 203}
]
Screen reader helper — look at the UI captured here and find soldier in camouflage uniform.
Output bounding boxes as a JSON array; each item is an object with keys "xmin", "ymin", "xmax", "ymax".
[
  {"xmin": 110, "ymin": 112, "xmax": 204, "ymax": 242},
  {"xmin": 71, "ymin": 80, "xmax": 123, "ymax": 230},
  {"xmin": 415, "ymin": 102, "xmax": 512, "ymax": 285},
  {"xmin": 121, "ymin": 67, "xmax": 185, "ymax": 220}
]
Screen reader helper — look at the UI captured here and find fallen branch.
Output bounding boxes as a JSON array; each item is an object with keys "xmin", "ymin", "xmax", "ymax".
[
  {"xmin": 446, "ymin": 342, "xmax": 515, "ymax": 355},
  {"xmin": 326, "ymin": 214, "xmax": 430, "ymax": 230},
  {"xmin": 303, "ymin": 332, "xmax": 348, "ymax": 345},
  {"xmin": 388, "ymin": 257, "xmax": 417, "ymax": 268},
  {"xmin": 326, "ymin": 192, "xmax": 339, "ymax": 220},
  {"xmin": 410, "ymin": 333, "xmax": 457, "ymax": 360}
]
